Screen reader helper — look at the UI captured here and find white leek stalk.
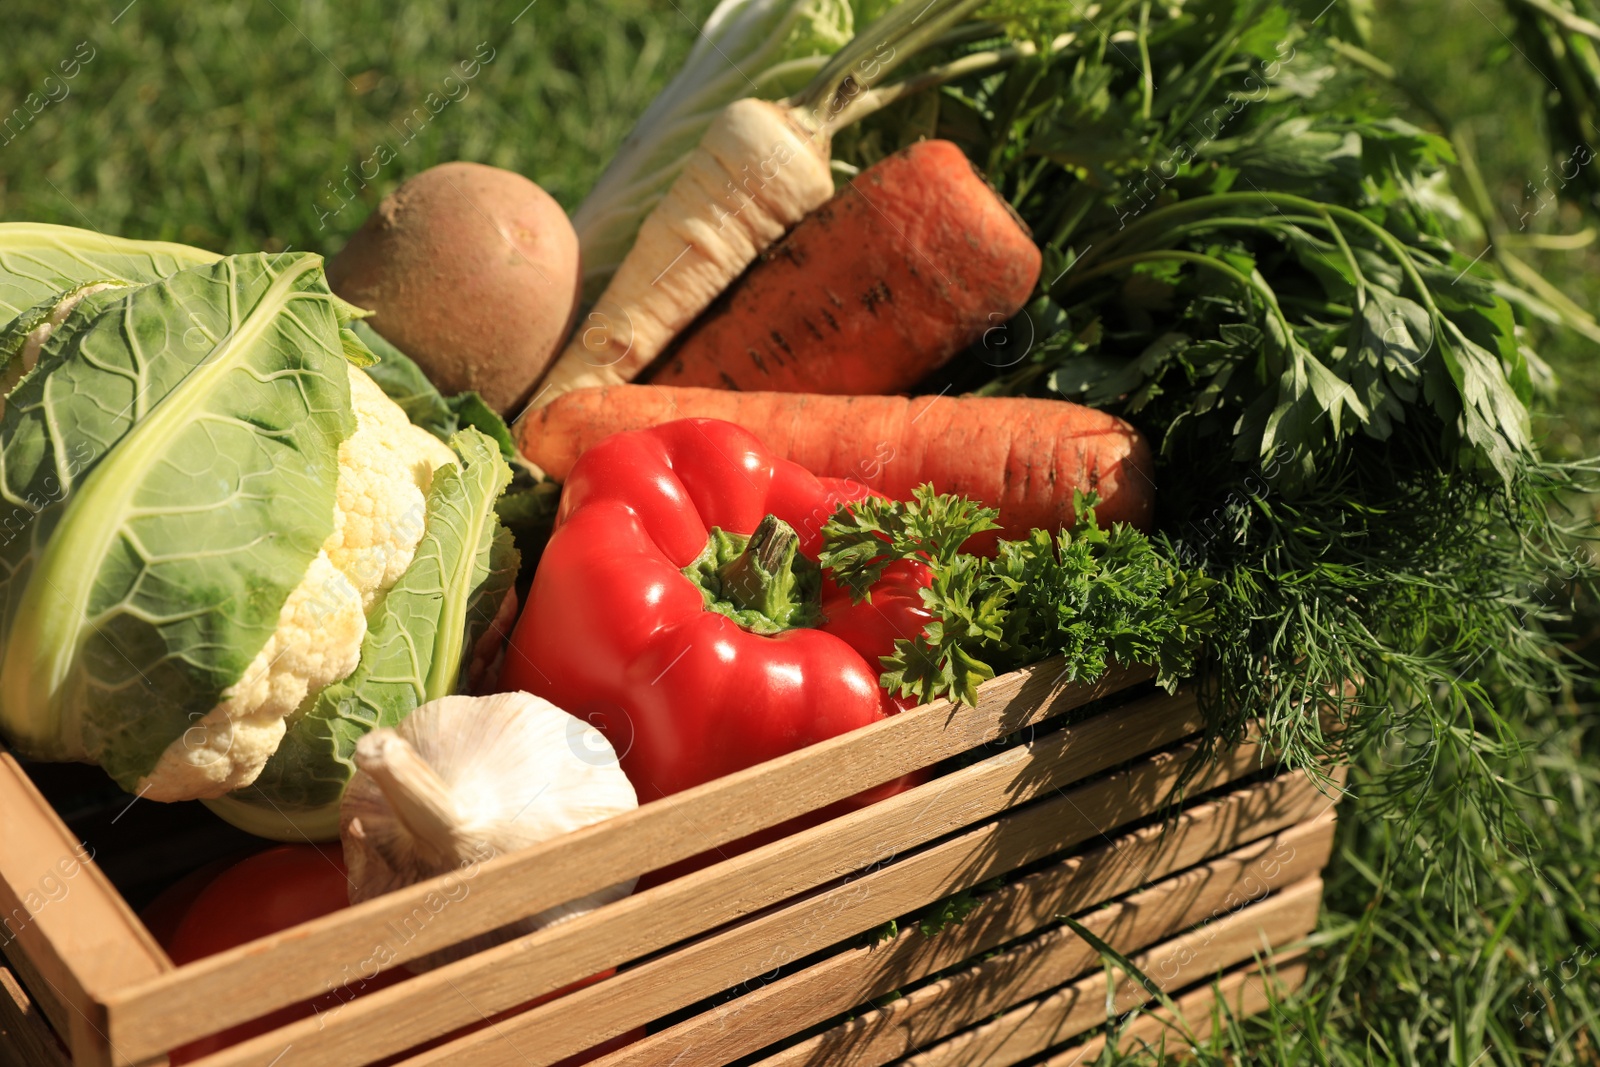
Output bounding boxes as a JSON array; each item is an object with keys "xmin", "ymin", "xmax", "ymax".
[{"xmin": 572, "ymin": 0, "xmax": 858, "ymax": 302}]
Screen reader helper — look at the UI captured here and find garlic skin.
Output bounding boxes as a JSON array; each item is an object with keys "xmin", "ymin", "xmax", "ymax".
[{"xmin": 340, "ymin": 691, "xmax": 638, "ymax": 971}]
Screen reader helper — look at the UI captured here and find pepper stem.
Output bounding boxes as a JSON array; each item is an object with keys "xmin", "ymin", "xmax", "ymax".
[
  {"xmin": 717, "ymin": 515, "xmax": 804, "ymax": 625},
  {"xmin": 353, "ymin": 730, "xmax": 478, "ymax": 873}
]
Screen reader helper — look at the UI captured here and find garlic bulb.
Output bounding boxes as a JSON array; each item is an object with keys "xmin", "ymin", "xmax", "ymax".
[{"xmin": 340, "ymin": 691, "xmax": 638, "ymax": 971}]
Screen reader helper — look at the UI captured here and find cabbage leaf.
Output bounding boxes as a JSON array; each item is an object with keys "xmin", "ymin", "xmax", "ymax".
[
  {"xmin": 352, "ymin": 320, "xmax": 518, "ymax": 460},
  {"xmin": 461, "ymin": 522, "xmax": 520, "ymax": 683},
  {"xmin": 0, "ymin": 222, "xmax": 219, "ymax": 328},
  {"xmin": 0, "ymin": 253, "xmax": 353, "ymax": 789},
  {"xmin": 355, "ymin": 319, "xmax": 553, "ymax": 581}
]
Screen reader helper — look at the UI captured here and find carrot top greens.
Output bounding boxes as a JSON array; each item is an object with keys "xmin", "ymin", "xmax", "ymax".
[{"xmin": 829, "ymin": 0, "xmax": 1600, "ymax": 908}]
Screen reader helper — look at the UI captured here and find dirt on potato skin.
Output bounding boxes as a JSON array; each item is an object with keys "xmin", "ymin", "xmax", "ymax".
[{"xmin": 328, "ymin": 161, "xmax": 581, "ymax": 415}]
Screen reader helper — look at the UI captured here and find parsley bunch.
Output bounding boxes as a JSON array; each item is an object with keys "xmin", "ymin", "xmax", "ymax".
[{"xmin": 820, "ymin": 486, "xmax": 1213, "ymax": 706}]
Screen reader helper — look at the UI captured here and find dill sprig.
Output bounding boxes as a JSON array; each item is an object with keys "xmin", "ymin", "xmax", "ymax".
[{"xmin": 835, "ymin": 0, "xmax": 1600, "ymax": 903}]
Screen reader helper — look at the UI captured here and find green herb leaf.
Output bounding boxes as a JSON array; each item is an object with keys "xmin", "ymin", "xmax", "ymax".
[
  {"xmin": 822, "ymin": 489, "xmax": 1211, "ymax": 707},
  {"xmin": 820, "ymin": 483, "xmax": 1000, "ymax": 599}
]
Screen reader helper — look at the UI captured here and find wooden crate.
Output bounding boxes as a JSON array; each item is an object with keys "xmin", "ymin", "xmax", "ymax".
[{"xmin": 0, "ymin": 659, "xmax": 1345, "ymax": 1067}]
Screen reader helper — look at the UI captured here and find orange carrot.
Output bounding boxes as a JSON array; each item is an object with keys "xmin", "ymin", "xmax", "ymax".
[
  {"xmin": 517, "ymin": 385, "xmax": 1154, "ymax": 543},
  {"xmin": 647, "ymin": 140, "xmax": 1042, "ymax": 395}
]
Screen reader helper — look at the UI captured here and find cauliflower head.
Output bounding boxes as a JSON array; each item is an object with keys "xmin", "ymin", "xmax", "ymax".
[{"xmin": 138, "ymin": 365, "xmax": 458, "ymax": 801}]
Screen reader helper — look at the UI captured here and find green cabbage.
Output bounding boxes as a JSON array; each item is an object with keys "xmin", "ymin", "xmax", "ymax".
[{"xmin": 0, "ymin": 234, "xmax": 519, "ymax": 839}]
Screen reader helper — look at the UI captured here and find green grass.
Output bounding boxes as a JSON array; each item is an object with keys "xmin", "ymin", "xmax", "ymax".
[
  {"xmin": 1092, "ymin": 4, "xmax": 1600, "ymax": 1061},
  {"xmin": 4, "ymin": 1, "xmax": 1598, "ymax": 1063},
  {"xmin": 0, "ymin": 0, "xmax": 716, "ymax": 252}
]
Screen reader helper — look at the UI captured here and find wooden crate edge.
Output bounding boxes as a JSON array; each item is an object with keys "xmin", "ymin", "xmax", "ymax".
[
  {"xmin": 102, "ymin": 661, "xmax": 1158, "ymax": 1059},
  {"xmin": 887, "ymin": 876, "xmax": 1325, "ymax": 1067},
  {"xmin": 107, "ymin": 670, "xmax": 1175, "ymax": 1062},
  {"xmin": 579, "ymin": 776, "xmax": 1338, "ymax": 1067},
  {"xmin": 0, "ymin": 752, "xmax": 170, "ymax": 1067}
]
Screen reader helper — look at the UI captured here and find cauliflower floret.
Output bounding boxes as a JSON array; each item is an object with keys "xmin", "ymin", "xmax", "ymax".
[
  {"xmin": 326, "ymin": 365, "xmax": 458, "ymax": 606},
  {"xmin": 138, "ymin": 365, "xmax": 458, "ymax": 800},
  {"xmin": 140, "ymin": 553, "xmax": 366, "ymax": 799}
]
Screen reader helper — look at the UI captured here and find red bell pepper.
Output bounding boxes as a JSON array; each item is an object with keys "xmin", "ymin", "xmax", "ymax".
[{"xmin": 502, "ymin": 418, "xmax": 932, "ymax": 805}]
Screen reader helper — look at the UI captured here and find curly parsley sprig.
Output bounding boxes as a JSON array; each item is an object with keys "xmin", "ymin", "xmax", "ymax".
[{"xmin": 820, "ymin": 485, "xmax": 1214, "ymax": 706}]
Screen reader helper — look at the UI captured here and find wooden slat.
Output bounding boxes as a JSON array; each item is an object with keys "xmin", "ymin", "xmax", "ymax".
[
  {"xmin": 433, "ymin": 741, "xmax": 1292, "ymax": 1067},
  {"xmin": 1, "ymin": 937, "xmax": 69, "ymax": 1045},
  {"xmin": 888, "ymin": 877, "xmax": 1324, "ymax": 1067},
  {"xmin": 402, "ymin": 741, "xmax": 1321, "ymax": 1067},
  {"xmin": 0, "ymin": 966, "xmax": 69, "ymax": 1067},
  {"xmin": 170, "ymin": 685, "xmax": 1202, "ymax": 1067},
  {"xmin": 0, "ymin": 754, "xmax": 170, "ymax": 1067},
  {"xmin": 757, "ymin": 835, "xmax": 1331, "ymax": 1067},
  {"xmin": 586, "ymin": 773, "xmax": 1338, "ymax": 1067},
  {"xmin": 107, "ymin": 661, "xmax": 1153, "ymax": 1057},
  {"xmin": 1038, "ymin": 952, "xmax": 1312, "ymax": 1065}
]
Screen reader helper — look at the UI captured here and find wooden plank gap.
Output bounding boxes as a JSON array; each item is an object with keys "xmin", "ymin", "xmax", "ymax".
[
  {"xmin": 0, "ymin": 965, "xmax": 69, "ymax": 1067},
  {"xmin": 584, "ymin": 781, "xmax": 1336, "ymax": 1067},
  {"xmin": 752, "ymin": 848, "xmax": 1329, "ymax": 1067},
  {"xmin": 1036, "ymin": 951, "xmax": 1313, "ymax": 1065},
  {"xmin": 400, "ymin": 751, "xmax": 1326, "ymax": 1067},
  {"xmin": 886, "ymin": 877, "xmax": 1324, "ymax": 1067}
]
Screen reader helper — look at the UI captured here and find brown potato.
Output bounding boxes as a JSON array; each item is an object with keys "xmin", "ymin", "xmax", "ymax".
[{"xmin": 328, "ymin": 162, "xmax": 580, "ymax": 415}]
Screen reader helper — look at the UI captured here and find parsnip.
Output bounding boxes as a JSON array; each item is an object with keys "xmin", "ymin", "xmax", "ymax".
[
  {"xmin": 527, "ymin": 0, "xmax": 988, "ymax": 411},
  {"xmin": 537, "ymin": 98, "xmax": 832, "ymax": 401}
]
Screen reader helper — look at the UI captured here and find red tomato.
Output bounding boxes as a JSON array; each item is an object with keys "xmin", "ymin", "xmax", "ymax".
[
  {"xmin": 158, "ymin": 844, "xmax": 406, "ymax": 1063},
  {"xmin": 152, "ymin": 845, "xmax": 641, "ymax": 1065},
  {"xmin": 163, "ymin": 844, "xmax": 350, "ymax": 962},
  {"xmin": 138, "ymin": 856, "xmax": 235, "ymax": 948}
]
